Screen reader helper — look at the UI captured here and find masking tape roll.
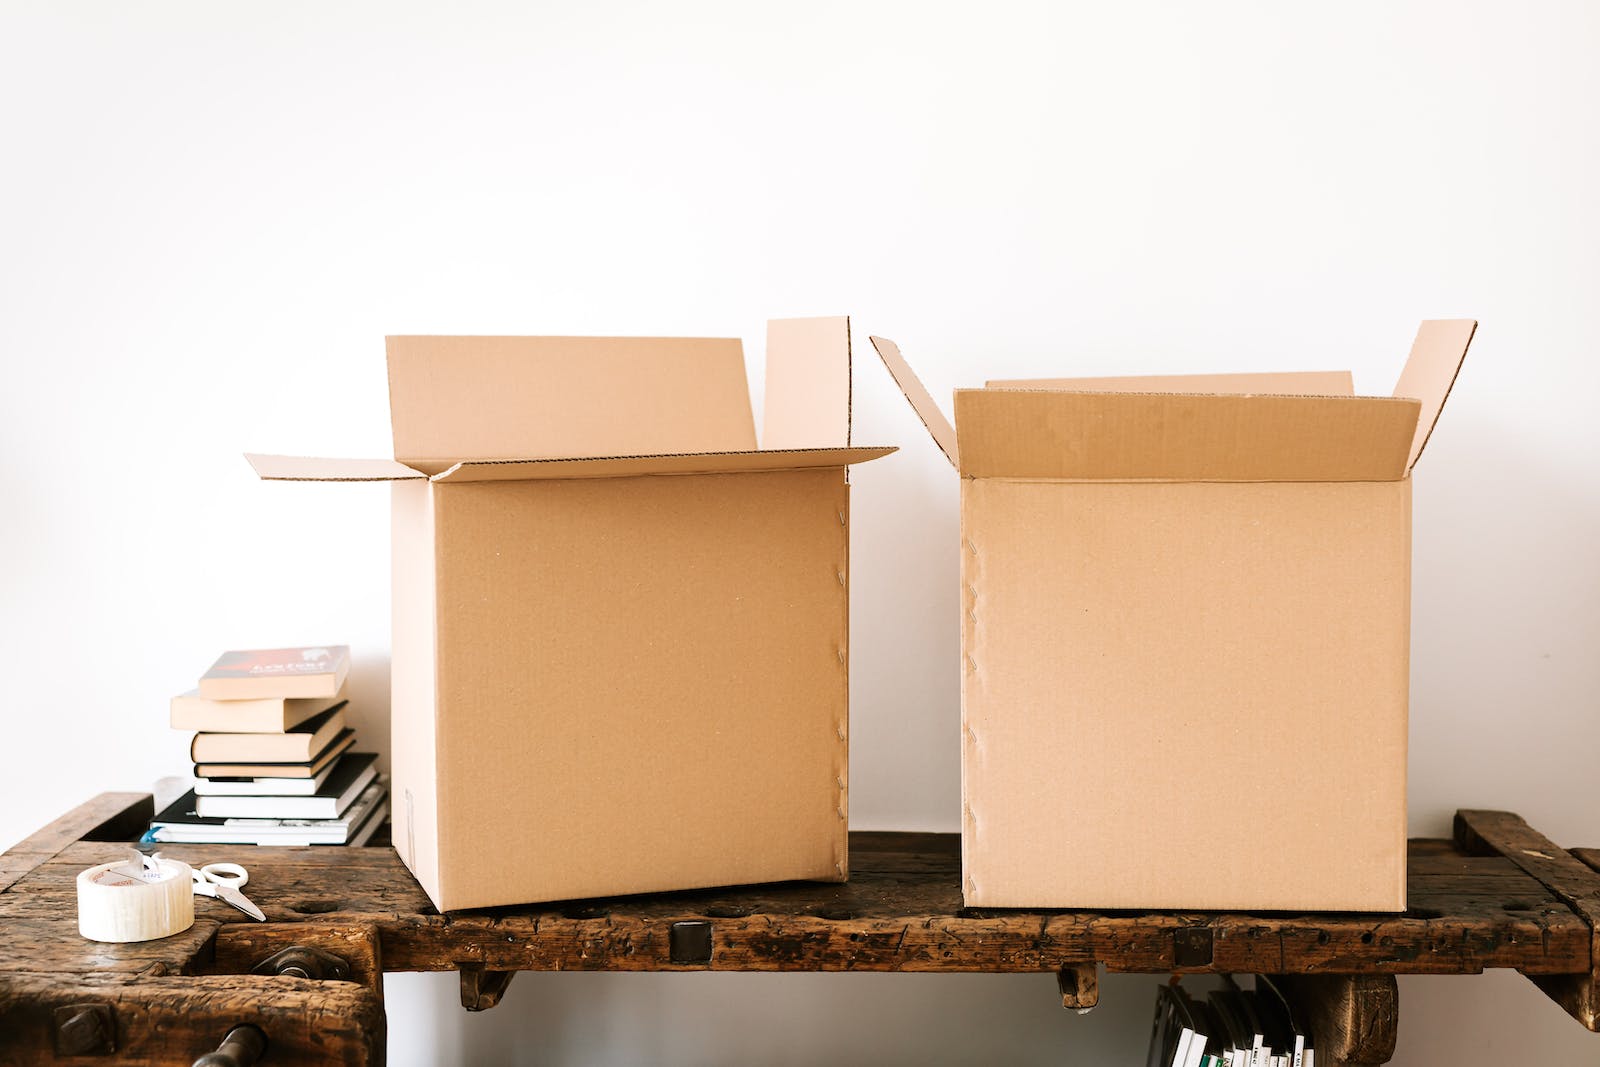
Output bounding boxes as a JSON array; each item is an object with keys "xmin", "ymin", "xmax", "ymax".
[{"xmin": 77, "ymin": 858, "xmax": 196, "ymax": 943}]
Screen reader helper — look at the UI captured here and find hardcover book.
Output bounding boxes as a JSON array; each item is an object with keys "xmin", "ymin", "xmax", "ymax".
[
  {"xmin": 188, "ymin": 704, "xmax": 348, "ymax": 764},
  {"xmin": 195, "ymin": 753, "xmax": 378, "ymax": 820},
  {"xmin": 192, "ymin": 729, "xmax": 355, "ymax": 779},
  {"xmin": 171, "ymin": 689, "xmax": 344, "ymax": 734},
  {"xmin": 198, "ymin": 645, "xmax": 351, "ymax": 700},
  {"xmin": 149, "ymin": 778, "xmax": 388, "ymax": 846}
]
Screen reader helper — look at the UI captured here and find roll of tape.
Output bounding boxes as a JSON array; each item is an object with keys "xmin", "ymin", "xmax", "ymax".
[{"xmin": 77, "ymin": 858, "xmax": 196, "ymax": 943}]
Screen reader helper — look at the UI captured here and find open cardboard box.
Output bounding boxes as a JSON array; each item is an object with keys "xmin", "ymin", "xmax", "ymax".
[
  {"xmin": 249, "ymin": 317, "xmax": 893, "ymax": 910},
  {"xmin": 871, "ymin": 320, "xmax": 1477, "ymax": 912}
]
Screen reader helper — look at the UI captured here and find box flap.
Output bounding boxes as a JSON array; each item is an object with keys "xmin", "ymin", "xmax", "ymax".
[
  {"xmin": 1392, "ymin": 319, "xmax": 1477, "ymax": 471},
  {"xmin": 386, "ymin": 335, "xmax": 757, "ymax": 465},
  {"xmin": 762, "ymin": 316, "xmax": 852, "ymax": 449},
  {"xmin": 866, "ymin": 336, "xmax": 957, "ymax": 468},
  {"xmin": 429, "ymin": 446, "xmax": 896, "ymax": 483},
  {"xmin": 245, "ymin": 454, "xmax": 427, "ymax": 482},
  {"xmin": 986, "ymin": 369, "xmax": 1355, "ymax": 396},
  {"xmin": 953, "ymin": 390, "xmax": 1421, "ymax": 481}
]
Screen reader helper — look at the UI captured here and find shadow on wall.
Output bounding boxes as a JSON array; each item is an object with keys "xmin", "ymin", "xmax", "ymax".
[
  {"xmin": 344, "ymin": 652, "xmax": 393, "ymax": 777},
  {"xmin": 384, "ymin": 969, "xmax": 1157, "ymax": 1067},
  {"xmin": 1406, "ymin": 407, "xmax": 1600, "ymax": 843}
]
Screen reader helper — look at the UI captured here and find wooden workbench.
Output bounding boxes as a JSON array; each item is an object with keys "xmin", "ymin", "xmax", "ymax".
[{"xmin": 1, "ymin": 794, "xmax": 1596, "ymax": 1065}]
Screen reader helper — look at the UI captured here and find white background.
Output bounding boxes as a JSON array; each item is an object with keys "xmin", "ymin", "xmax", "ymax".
[{"xmin": 3, "ymin": 2, "xmax": 1597, "ymax": 1063}]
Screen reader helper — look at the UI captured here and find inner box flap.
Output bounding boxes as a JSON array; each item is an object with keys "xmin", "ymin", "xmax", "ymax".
[
  {"xmin": 985, "ymin": 369, "xmax": 1356, "ymax": 395},
  {"xmin": 386, "ymin": 334, "xmax": 758, "ymax": 464},
  {"xmin": 952, "ymin": 390, "xmax": 1421, "ymax": 482}
]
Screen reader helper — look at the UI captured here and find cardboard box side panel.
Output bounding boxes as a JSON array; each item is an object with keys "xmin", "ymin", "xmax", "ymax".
[
  {"xmin": 958, "ymin": 485, "xmax": 979, "ymax": 900},
  {"xmin": 389, "ymin": 481, "xmax": 445, "ymax": 909},
  {"xmin": 1392, "ymin": 319, "xmax": 1477, "ymax": 470},
  {"xmin": 867, "ymin": 336, "xmax": 958, "ymax": 467},
  {"xmin": 429, "ymin": 469, "xmax": 849, "ymax": 909},
  {"xmin": 961, "ymin": 479, "xmax": 1410, "ymax": 911},
  {"xmin": 385, "ymin": 335, "xmax": 757, "ymax": 464},
  {"xmin": 762, "ymin": 316, "xmax": 852, "ymax": 450},
  {"xmin": 985, "ymin": 370, "xmax": 1355, "ymax": 396},
  {"xmin": 429, "ymin": 446, "xmax": 895, "ymax": 484},
  {"xmin": 953, "ymin": 390, "xmax": 1420, "ymax": 482}
]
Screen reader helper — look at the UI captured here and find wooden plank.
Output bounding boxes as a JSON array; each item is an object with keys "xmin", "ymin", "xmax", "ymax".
[
  {"xmin": 0, "ymin": 793, "xmax": 153, "ymax": 893},
  {"xmin": 459, "ymin": 966, "xmax": 516, "ymax": 1011},
  {"xmin": 0, "ymin": 972, "xmax": 383, "ymax": 1066},
  {"xmin": 3, "ymin": 834, "xmax": 1591, "ymax": 980},
  {"xmin": 208, "ymin": 923, "xmax": 384, "ymax": 992},
  {"xmin": 1454, "ymin": 810, "xmax": 1600, "ymax": 1032},
  {"xmin": 1056, "ymin": 963, "xmax": 1097, "ymax": 1009},
  {"xmin": 1273, "ymin": 974, "xmax": 1399, "ymax": 1065}
]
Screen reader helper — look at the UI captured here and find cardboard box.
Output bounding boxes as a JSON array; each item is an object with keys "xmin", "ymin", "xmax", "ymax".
[
  {"xmin": 869, "ymin": 321, "xmax": 1477, "ymax": 912},
  {"xmin": 248, "ymin": 317, "xmax": 893, "ymax": 910}
]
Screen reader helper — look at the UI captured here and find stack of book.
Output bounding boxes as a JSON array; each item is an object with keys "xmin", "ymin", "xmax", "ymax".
[
  {"xmin": 1147, "ymin": 977, "xmax": 1315, "ymax": 1067},
  {"xmin": 146, "ymin": 646, "xmax": 387, "ymax": 846}
]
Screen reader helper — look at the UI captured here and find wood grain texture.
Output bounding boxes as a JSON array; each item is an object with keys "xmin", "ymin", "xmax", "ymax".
[
  {"xmin": 459, "ymin": 967, "xmax": 516, "ymax": 1012},
  {"xmin": 1056, "ymin": 963, "xmax": 1097, "ymax": 1009},
  {"xmin": 0, "ymin": 793, "xmax": 151, "ymax": 893},
  {"xmin": 1274, "ymin": 974, "xmax": 1399, "ymax": 1065},
  {"xmin": 3, "ymin": 828, "xmax": 1593, "ymax": 981},
  {"xmin": 1455, "ymin": 810, "xmax": 1600, "ymax": 1031},
  {"xmin": 0, "ymin": 972, "xmax": 383, "ymax": 1066},
  {"xmin": 5, "ymin": 795, "xmax": 1600, "ymax": 1065}
]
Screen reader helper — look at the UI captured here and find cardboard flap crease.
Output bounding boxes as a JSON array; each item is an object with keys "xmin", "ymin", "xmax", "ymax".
[
  {"xmin": 871, "ymin": 320, "xmax": 1477, "ymax": 481},
  {"xmin": 249, "ymin": 319, "xmax": 893, "ymax": 485}
]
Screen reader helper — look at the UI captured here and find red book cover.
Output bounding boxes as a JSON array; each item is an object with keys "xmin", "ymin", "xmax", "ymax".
[{"xmin": 198, "ymin": 645, "xmax": 351, "ymax": 700}]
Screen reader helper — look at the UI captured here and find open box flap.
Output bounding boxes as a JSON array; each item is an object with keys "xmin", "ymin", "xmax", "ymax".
[
  {"xmin": 762, "ymin": 316, "xmax": 852, "ymax": 449},
  {"xmin": 245, "ymin": 454, "xmax": 427, "ymax": 482},
  {"xmin": 985, "ymin": 369, "xmax": 1356, "ymax": 396},
  {"xmin": 867, "ymin": 336, "xmax": 958, "ymax": 468},
  {"xmin": 953, "ymin": 390, "xmax": 1421, "ymax": 481},
  {"xmin": 429, "ymin": 446, "xmax": 897, "ymax": 483},
  {"xmin": 386, "ymin": 335, "xmax": 757, "ymax": 464},
  {"xmin": 1393, "ymin": 319, "xmax": 1477, "ymax": 471}
]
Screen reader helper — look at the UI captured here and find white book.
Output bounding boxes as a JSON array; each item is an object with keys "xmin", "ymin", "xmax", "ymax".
[
  {"xmin": 1302, "ymin": 1050, "xmax": 1313, "ymax": 1067},
  {"xmin": 194, "ymin": 762, "xmax": 335, "ymax": 796},
  {"xmin": 196, "ymin": 754, "xmax": 376, "ymax": 819},
  {"xmin": 1182, "ymin": 1037, "xmax": 1206, "ymax": 1067},
  {"xmin": 1171, "ymin": 1030, "xmax": 1195, "ymax": 1067},
  {"xmin": 151, "ymin": 779, "xmax": 386, "ymax": 846}
]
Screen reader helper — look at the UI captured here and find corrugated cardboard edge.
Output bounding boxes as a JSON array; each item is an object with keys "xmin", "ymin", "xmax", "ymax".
[
  {"xmin": 867, "ymin": 336, "xmax": 958, "ymax": 468},
  {"xmin": 762, "ymin": 316, "xmax": 852, "ymax": 450},
  {"xmin": 1393, "ymin": 319, "xmax": 1477, "ymax": 471},
  {"xmin": 390, "ymin": 481, "xmax": 446, "ymax": 910},
  {"xmin": 245, "ymin": 454, "xmax": 426, "ymax": 482},
  {"xmin": 428, "ymin": 447, "xmax": 895, "ymax": 483}
]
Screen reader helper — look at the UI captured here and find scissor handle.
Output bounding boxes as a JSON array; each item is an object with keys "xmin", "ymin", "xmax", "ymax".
[{"xmin": 198, "ymin": 861, "xmax": 249, "ymax": 889}]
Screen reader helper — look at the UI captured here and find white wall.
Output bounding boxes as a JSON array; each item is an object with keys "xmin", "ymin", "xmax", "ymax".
[{"xmin": 3, "ymin": 2, "xmax": 1596, "ymax": 1063}]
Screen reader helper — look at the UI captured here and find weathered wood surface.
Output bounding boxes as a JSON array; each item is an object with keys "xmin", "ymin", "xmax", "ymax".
[
  {"xmin": 3, "ymin": 795, "xmax": 1598, "ymax": 1066},
  {"xmin": 1273, "ymin": 974, "xmax": 1399, "ymax": 1065},
  {"xmin": 0, "ymin": 792, "xmax": 152, "ymax": 894},
  {"xmin": 3, "ymin": 824, "xmax": 1591, "ymax": 981},
  {"xmin": 459, "ymin": 966, "xmax": 517, "ymax": 1012},
  {"xmin": 1056, "ymin": 963, "xmax": 1098, "ymax": 1009},
  {"xmin": 1455, "ymin": 810, "xmax": 1600, "ymax": 1032},
  {"xmin": 0, "ymin": 972, "xmax": 383, "ymax": 1066},
  {"xmin": 208, "ymin": 922, "xmax": 384, "ymax": 991}
]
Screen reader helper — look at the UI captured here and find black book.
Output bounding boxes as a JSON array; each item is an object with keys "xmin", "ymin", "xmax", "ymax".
[{"xmin": 194, "ymin": 753, "xmax": 378, "ymax": 820}]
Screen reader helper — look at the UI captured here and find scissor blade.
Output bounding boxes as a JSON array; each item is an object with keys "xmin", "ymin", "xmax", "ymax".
[{"xmin": 215, "ymin": 883, "xmax": 266, "ymax": 922}]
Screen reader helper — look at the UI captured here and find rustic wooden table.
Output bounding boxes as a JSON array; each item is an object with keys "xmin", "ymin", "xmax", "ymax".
[{"xmin": 1, "ymin": 794, "xmax": 1596, "ymax": 1066}]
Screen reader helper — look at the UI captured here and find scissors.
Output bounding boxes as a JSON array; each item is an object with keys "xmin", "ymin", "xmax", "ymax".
[{"xmin": 189, "ymin": 861, "xmax": 266, "ymax": 922}]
